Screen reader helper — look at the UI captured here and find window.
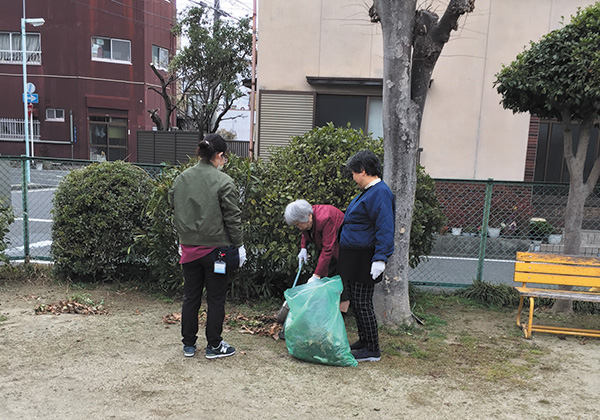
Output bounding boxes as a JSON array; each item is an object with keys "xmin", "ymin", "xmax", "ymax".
[
  {"xmin": 46, "ymin": 108, "xmax": 65, "ymax": 122},
  {"xmin": 89, "ymin": 116, "xmax": 128, "ymax": 161},
  {"xmin": 91, "ymin": 37, "xmax": 131, "ymax": 64},
  {"xmin": 152, "ymin": 45, "xmax": 169, "ymax": 70},
  {"xmin": 535, "ymin": 120, "xmax": 600, "ymax": 182},
  {"xmin": 315, "ymin": 94, "xmax": 383, "ymax": 138},
  {"xmin": 0, "ymin": 32, "xmax": 42, "ymax": 64}
]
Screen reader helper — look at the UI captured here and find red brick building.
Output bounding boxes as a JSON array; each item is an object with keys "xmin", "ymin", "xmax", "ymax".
[{"xmin": 0, "ymin": 0, "xmax": 177, "ymax": 161}]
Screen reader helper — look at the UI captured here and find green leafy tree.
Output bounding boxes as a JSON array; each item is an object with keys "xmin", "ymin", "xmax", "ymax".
[
  {"xmin": 369, "ymin": 0, "xmax": 475, "ymax": 326},
  {"xmin": 171, "ymin": 6, "xmax": 252, "ymax": 137},
  {"xmin": 494, "ymin": 4, "xmax": 600, "ymax": 311}
]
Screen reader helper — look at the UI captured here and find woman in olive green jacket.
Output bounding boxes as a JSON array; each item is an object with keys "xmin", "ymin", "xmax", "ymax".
[{"xmin": 170, "ymin": 134, "xmax": 246, "ymax": 359}]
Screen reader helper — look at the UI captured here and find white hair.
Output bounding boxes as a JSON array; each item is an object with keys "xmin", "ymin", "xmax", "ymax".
[{"xmin": 284, "ymin": 199, "xmax": 313, "ymax": 225}]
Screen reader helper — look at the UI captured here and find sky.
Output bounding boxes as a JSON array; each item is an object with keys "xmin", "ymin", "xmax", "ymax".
[{"xmin": 176, "ymin": 0, "xmax": 254, "ymax": 20}]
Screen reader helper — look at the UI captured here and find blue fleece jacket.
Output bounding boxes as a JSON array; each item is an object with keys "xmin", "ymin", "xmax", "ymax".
[{"xmin": 339, "ymin": 180, "xmax": 395, "ymax": 262}]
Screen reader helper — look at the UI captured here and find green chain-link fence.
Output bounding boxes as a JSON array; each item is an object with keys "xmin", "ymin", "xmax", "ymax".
[
  {"xmin": 411, "ymin": 179, "xmax": 600, "ymax": 289},
  {"xmin": 2, "ymin": 156, "xmax": 600, "ymax": 288}
]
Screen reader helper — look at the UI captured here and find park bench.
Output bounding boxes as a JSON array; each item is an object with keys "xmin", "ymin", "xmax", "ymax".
[{"xmin": 514, "ymin": 251, "xmax": 600, "ymax": 338}]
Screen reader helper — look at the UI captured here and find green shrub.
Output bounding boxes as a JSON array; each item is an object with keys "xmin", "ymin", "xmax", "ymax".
[
  {"xmin": 51, "ymin": 161, "xmax": 153, "ymax": 283},
  {"xmin": 136, "ymin": 125, "xmax": 445, "ymax": 298},
  {"xmin": 0, "ymin": 200, "xmax": 14, "ymax": 263},
  {"xmin": 130, "ymin": 162, "xmax": 195, "ymax": 292},
  {"xmin": 228, "ymin": 124, "xmax": 445, "ymax": 298}
]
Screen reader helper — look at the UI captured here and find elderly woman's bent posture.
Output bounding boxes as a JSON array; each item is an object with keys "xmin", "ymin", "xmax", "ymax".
[{"xmin": 284, "ymin": 199, "xmax": 348, "ymax": 312}]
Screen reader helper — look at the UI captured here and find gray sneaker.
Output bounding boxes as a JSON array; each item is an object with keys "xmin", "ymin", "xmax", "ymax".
[
  {"xmin": 183, "ymin": 345, "xmax": 196, "ymax": 357},
  {"xmin": 205, "ymin": 341, "xmax": 236, "ymax": 359}
]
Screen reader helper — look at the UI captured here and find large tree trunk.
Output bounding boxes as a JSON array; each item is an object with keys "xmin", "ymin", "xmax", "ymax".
[
  {"xmin": 372, "ymin": 0, "xmax": 419, "ymax": 326},
  {"xmin": 554, "ymin": 116, "xmax": 600, "ymax": 312},
  {"xmin": 372, "ymin": 0, "xmax": 475, "ymax": 327}
]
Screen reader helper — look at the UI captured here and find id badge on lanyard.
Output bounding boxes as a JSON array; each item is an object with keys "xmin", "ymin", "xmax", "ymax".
[{"xmin": 214, "ymin": 250, "xmax": 227, "ymax": 274}]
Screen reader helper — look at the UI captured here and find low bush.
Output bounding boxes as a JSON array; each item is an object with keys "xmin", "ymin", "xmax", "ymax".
[
  {"xmin": 51, "ymin": 161, "xmax": 153, "ymax": 283},
  {"xmin": 0, "ymin": 200, "xmax": 14, "ymax": 263}
]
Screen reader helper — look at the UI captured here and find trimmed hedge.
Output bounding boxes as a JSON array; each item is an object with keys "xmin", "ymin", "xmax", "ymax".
[{"xmin": 51, "ymin": 161, "xmax": 153, "ymax": 282}]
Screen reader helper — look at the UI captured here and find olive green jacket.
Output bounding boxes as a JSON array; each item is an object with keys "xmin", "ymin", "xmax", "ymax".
[{"xmin": 169, "ymin": 161, "xmax": 243, "ymax": 247}]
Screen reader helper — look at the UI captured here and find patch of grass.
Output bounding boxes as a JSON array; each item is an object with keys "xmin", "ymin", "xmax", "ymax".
[
  {"xmin": 0, "ymin": 314, "xmax": 7, "ymax": 322},
  {"xmin": 459, "ymin": 280, "xmax": 520, "ymax": 308},
  {"xmin": 0, "ymin": 263, "xmax": 54, "ymax": 284},
  {"xmin": 370, "ymin": 291, "xmax": 551, "ymax": 390}
]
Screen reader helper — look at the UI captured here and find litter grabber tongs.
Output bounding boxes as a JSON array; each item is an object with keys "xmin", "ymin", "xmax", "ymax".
[{"xmin": 276, "ymin": 261, "xmax": 303, "ymax": 324}]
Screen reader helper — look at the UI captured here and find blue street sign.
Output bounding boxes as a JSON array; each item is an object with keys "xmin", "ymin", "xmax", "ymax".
[{"xmin": 22, "ymin": 93, "xmax": 39, "ymax": 103}]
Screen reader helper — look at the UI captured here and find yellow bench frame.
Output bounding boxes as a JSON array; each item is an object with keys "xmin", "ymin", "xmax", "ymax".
[{"xmin": 514, "ymin": 251, "xmax": 600, "ymax": 338}]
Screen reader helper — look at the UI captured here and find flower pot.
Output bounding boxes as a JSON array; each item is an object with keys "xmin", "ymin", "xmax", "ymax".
[
  {"xmin": 451, "ymin": 227, "xmax": 462, "ymax": 236},
  {"xmin": 548, "ymin": 234, "xmax": 562, "ymax": 244},
  {"xmin": 488, "ymin": 227, "xmax": 501, "ymax": 238}
]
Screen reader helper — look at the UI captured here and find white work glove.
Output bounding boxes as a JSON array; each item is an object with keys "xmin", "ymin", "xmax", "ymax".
[
  {"xmin": 238, "ymin": 245, "xmax": 247, "ymax": 267},
  {"xmin": 306, "ymin": 275, "xmax": 320, "ymax": 284},
  {"xmin": 370, "ymin": 261, "xmax": 386, "ymax": 279},
  {"xmin": 298, "ymin": 248, "xmax": 308, "ymax": 265}
]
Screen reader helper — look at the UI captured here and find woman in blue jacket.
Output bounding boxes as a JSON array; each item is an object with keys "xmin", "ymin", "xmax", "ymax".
[{"xmin": 339, "ymin": 150, "xmax": 395, "ymax": 362}]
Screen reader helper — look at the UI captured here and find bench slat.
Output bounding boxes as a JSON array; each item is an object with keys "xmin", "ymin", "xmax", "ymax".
[
  {"xmin": 514, "ymin": 271, "xmax": 600, "ymax": 288},
  {"xmin": 514, "ymin": 261, "xmax": 600, "ymax": 279},
  {"xmin": 516, "ymin": 287, "xmax": 600, "ymax": 303},
  {"xmin": 516, "ymin": 251, "xmax": 600, "ymax": 267}
]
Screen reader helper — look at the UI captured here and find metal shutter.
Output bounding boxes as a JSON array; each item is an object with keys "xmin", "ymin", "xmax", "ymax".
[{"xmin": 258, "ymin": 92, "xmax": 314, "ymax": 159}]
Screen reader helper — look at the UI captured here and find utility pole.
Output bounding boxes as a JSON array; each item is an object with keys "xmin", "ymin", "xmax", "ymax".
[{"xmin": 213, "ymin": 0, "xmax": 221, "ymax": 25}]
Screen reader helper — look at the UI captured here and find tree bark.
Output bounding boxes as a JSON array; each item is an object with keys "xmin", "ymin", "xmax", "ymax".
[
  {"xmin": 373, "ymin": 0, "xmax": 419, "ymax": 327},
  {"xmin": 372, "ymin": 0, "xmax": 475, "ymax": 327},
  {"xmin": 554, "ymin": 115, "xmax": 600, "ymax": 312}
]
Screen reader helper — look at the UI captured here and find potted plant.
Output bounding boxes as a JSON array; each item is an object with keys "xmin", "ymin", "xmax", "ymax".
[
  {"xmin": 548, "ymin": 226, "xmax": 563, "ymax": 244},
  {"xmin": 529, "ymin": 218, "xmax": 554, "ymax": 243},
  {"xmin": 462, "ymin": 225, "xmax": 477, "ymax": 236},
  {"xmin": 487, "ymin": 212, "xmax": 504, "ymax": 238}
]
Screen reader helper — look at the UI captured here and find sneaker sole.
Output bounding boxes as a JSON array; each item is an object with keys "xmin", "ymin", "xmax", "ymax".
[
  {"xmin": 355, "ymin": 356, "xmax": 381, "ymax": 362},
  {"xmin": 205, "ymin": 350, "xmax": 236, "ymax": 359},
  {"xmin": 184, "ymin": 352, "xmax": 195, "ymax": 357}
]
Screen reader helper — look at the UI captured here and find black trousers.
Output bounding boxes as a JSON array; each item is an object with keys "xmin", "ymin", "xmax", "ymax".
[
  {"xmin": 338, "ymin": 247, "xmax": 380, "ymax": 351},
  {"xmin": 181, "ymin": 251, "xmax": 229, "ymax": 349}
]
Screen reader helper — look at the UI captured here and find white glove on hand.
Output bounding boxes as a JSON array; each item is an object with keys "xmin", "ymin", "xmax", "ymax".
[
  {"xmin": 370, "ymin": 261, "xmax": 386, "ymax": 279},
  {"xmin": 238, "ymin": 245, "xmax": 247, "ymax": 268},
  {"xmin": 298, "ymin": 248, "xmax": 308, "ymax": 265},
  {"xmin": 306, "ymin": 275, "xmax": 320, "ymax": 284}
]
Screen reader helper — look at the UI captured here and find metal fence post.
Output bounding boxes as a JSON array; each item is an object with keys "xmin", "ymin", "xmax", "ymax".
[
  {"xmin": 21, "ymin": 157, "xmax": 30, "ymax": 260},
  {"xmin": 476, "ymin": 178, "xmax": 494, "ymax": 281}
]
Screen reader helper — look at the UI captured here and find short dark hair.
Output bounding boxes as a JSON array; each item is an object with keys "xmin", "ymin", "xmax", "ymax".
[
  {"xmin": 346, "ymin": 150, "xmax": 382, "ymax": 178},
  {"xmin": 196, "ymin": 133, "xmax": 228, "ymax": 162}
]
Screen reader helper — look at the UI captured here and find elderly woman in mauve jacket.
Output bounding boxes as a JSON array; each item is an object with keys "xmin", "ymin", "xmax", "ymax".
[
  {"xmin": 284, "ymin": 199, "xmax": 348, "ymax": 310},
  {"xmin": 338, "ymin": 150, "xmax": 395, "ymax": 363}
]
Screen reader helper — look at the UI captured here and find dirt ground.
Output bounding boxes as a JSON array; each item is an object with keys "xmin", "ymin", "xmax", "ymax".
[{"xmin": 2, "ymin": 276, "xmax": 600, "ymax": 420}]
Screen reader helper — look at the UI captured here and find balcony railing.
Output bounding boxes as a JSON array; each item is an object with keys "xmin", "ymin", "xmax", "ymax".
[{"xmin": 0, "ymin": 118, "xmax": 41, "ymax": 141}]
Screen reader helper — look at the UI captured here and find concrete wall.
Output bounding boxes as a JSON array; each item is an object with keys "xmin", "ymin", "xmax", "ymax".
[{"xmin": 256, "ymin": 0, "xmax": 595, "ymax": 180}]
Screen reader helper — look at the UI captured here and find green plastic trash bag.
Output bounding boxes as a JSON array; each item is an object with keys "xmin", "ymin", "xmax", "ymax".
[{"xmin": 283, "ymin": 275, "xmax": 357, "ymax": 367}]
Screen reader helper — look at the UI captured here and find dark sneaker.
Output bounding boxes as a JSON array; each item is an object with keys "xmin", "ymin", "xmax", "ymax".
[
  {"xmin": 352, "ymin": 348, "xmax": 381, "ymax": 362},
  {"xmin": 183, "ymin": 345, "xmax": 196, "ymax": 358},
  {"xmin": 350, "ymin": 340, "xmax": 366, "ymax": 351},
  {"xmin": 206, "ymin": 341, "xmax": 236, "ymax": 359}
]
